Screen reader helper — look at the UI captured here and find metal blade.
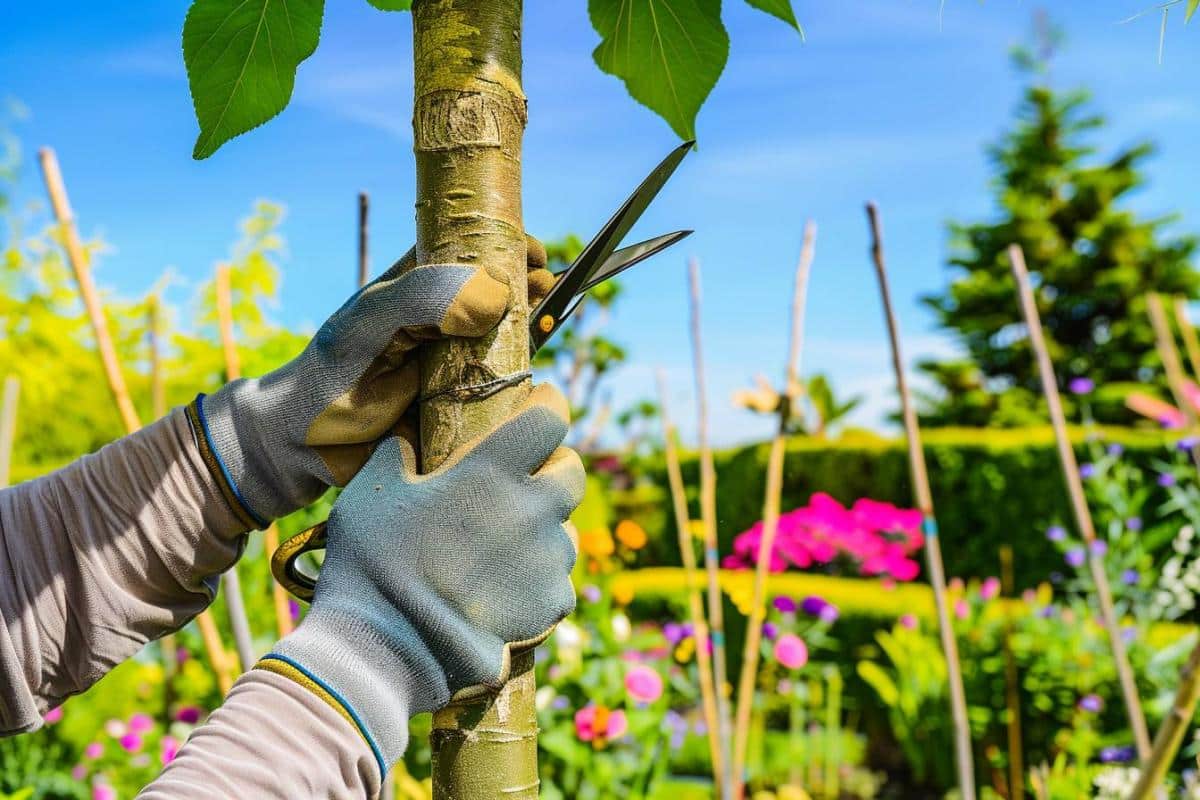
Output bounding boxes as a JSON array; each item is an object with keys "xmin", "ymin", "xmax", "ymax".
[
  {"xmin": 529, "ymin": 140, "xmax": 694, "ymax": 353},
  {"xmin": 576, "ymin": 230, "xmax": 692, "ymax": 296}
]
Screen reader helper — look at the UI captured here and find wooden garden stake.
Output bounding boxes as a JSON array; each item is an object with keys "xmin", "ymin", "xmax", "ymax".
[
  {"xmin": 1008, "ymin": 243, "xmax": 1152, "ymax": 758},
  {"xmin": 1148, "ymin": 294, "xmax": 1199, "ymax": 435},
  {"xmin": 1000, "ymin": 546, "xmax": 1024, "ymax": 800},
  {"xmin": 656, "ymin": 368, "xmax": 724, "ymax": 786},
  {"xmin": 0, "ymin": 376, "xmax": 18, "ymax": 489},
  {"xmin": 688, "ymin": 257, "xmax": 734, "ymax": 800},
  {"xmin": 410, "ymin": 3, "xmax": 537, "ymax": 796},
  {"xmin": 38, "ymin": 147, "xmax": 235, "ymax": 694},
  {"xmin": 731, "ymin": 220, "xmax": 816, "ymax": 799},
  {"xmin": 867, "ymin": 202, "xmax": 976, "ymax": 800},
  {"xmin": 1171, "ymin": 296, "xmax": 1200, "ymax": 382},
  {"xmin": 358, "ymin": 192, "xmax": 370, "ymax": 289}
]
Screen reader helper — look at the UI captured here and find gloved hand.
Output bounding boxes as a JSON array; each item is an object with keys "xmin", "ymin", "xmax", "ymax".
[
  {"xmin": 189, "ymin": 238, "xmax": 556, "ymax": 528},
  {"xmin": 256, "ymin": 383, "xmax": 583, "ymax": 773}
]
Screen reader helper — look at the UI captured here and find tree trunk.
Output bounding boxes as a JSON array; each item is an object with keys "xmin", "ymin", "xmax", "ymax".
[{"xmin": 410, "ymin": 1, "xmax": 536, "ymax": 797}]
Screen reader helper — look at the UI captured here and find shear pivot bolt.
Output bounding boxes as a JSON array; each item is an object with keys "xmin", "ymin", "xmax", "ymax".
[{"xmin": 538, "ymin": 314, "xmax": 555, "ymax": 333}]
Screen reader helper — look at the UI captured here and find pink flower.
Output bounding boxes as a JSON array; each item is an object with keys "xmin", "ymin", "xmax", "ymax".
[
  {"xmin": 119, "ymin": 733, "xmax": 143, "ymax": 753},
  {"xmin": 84, "ymin": 742, "xmax": 104, "ymax": 760},
  {"xmin": 103, "ymin": 719, "xmax": 126, "ymax": 739},
  {"xmin": 574, "ymin": 705, "xmax": 628, "ymax": 743},
  {"xmin": 128, "ymin": 713, "xmax": 154, "ymax": 735},
  {"xmin": 773, "ymin": 634, "xmax": 809, "ymax": 670},
  {"xmin": 954, "ymin": 598, "xmax": 970, "ymax": 620},
  {"xmin": 71, "ymin": 764, "xmax": 88, "ymax": 781},
  {"xmin": 606, "ymin": 709, "xmax": 628, "ymax": 739},
  {"xmin": 899, "ymin": 614, "xmax": 918, "ymax": 630},
  {"xmin": 161, "ymin": 735, "xmax": 180, "ymax": 765},
  {"xmin": 92, "ymin": 784, "xmax": 116, "ymax": 800},
  {"xmin": 625, "ymin": 665, "xmax": 664, "ymax": 704},
  {"xmin": 980, "ymin": 577, "xmax": 1001, "ymax": 601},
  {"xmin": 43, "ymin": 706, "xmax": 64, "ymax": 724}
]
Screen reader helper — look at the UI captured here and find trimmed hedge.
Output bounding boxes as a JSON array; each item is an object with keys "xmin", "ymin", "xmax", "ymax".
[{"xmin": 627, "ymin": 426, "xmax": 1172, "ymax": 588}]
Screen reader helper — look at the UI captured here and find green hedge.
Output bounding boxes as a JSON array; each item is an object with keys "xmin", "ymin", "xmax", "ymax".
[{"xmin": 625, "ymin": 426, "xmax": 1172, "ymax": 588}]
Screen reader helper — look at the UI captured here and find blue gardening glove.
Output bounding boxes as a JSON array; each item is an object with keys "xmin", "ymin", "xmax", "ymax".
[
  {"xmin": 188, "ymin": 240, "xmax": 555, "ymax": 529},
  {"xmin": 255, "ymin": 383, "xmax": 583, "ymax": 773}
]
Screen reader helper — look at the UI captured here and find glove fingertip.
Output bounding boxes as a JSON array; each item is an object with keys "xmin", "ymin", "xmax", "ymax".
[{"xmin": 440, "ymin": 269, "xmax": 510, "ymax": 338}]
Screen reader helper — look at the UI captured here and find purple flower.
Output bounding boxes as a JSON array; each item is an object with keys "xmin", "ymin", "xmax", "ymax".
[
  {"xmin": 762, "ymin": 621, "xmax": 779, "ymax": 640},
  {"xmin": 818, "ymin": 604, "xmax": 840, "ymax": 624},
  {"xmin": 1089, "ymin": 540, "xmax": 1108, "ymax": 557},
  {"xmin": 799, "ymin": 595, "xmax": 828, "ymax": 617},
  {"xmin": 581, "ymin": 585, "xmax": 602, "ymax": 603},
  {"xmin": 1065, "ymin": 548, "xmax": 1086, "ymax": 568},
  {"xmin": 1107, "ymin": 443, "xmax": 1124, "ymax": 457},
  {"xmin": 1079, "ymin": 463, "xmax": 1097, "ymax": 479},
  {"xmin": 288, "ymin": 599, "xmax": 301, "ymax": 622},
  {"xmin": 772, "ymin": 596, "xmax": 798, "ymax": 614},
  {"xmin": 1122, "ymin": 625, "xmax": 1137, "ymax": 644},
  {"xmin": 1159, "ymin": 472, "xmax": 1177, "ymax": 487},
  {"xmin": 552, "ymin": 695, "xmax": 570, "ymax": 711},
  {"xmin": 1122, "ymin": 569, "xmax": 1139, "ymax": 586},
  {"xmin": 174, "ymin": 706, "xmax": 202, "ymax": 725},
  {"xmin": 1126, "ymin": 517, "xmax": 1143, "ymax": 532},
  {"xmin": 1046, "ymin": 525, "xmax": 1067, "ymax": 542},
  {"xmin": 1038, "ymin": 605, "xmax": 1057, "ymax": 619},
  {"xmin": 1049, "ymin": 571, "xmax": 1064, "ymax": 584},
  {"xmin": 1099, "ymin": 745, "xmax": 1136, "ymax": 764},
  {"xmin": 663, "ymin": 622, "xmax": 692, "ymax": 645},
  {"xmin": 1078, "ymin": 694, "xmax": 1104, "ymax": 713},
  {"xmin": 1178, "ymin": 437, "xmax": 1199, "ymax": 452},
  {"xmin": 1068, "ymin": 377, "xmax": 1094, "ymax": 395}
]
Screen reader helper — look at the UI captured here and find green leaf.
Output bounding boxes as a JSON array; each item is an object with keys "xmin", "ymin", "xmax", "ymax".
[
  {"xmin": 183, "ymin": 0, "xmax": 326, "ymax": 159},
  {"xmin": 589, "ymin": 0, "xmax": 729, "ymax": 140},
  {"xmin": 743, "ymin": 0, "xmax": 802, "ymax": 34},
  {"xmin": 366, "ymin": 0, "xmax": 411, "ymax": 9},
  {"xmin": 1188, "ymin": 0, "xmax": 1199, "ymax": 22}
]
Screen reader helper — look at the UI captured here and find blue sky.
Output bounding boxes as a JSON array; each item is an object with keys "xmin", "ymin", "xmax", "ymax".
[{"xmin": 3, "ymin": 2, "xmax": 1199, "ymax": 446}]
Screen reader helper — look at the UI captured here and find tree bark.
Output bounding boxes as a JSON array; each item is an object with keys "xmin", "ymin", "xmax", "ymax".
[{"xmin": 411, "ymin": 2, "xmax": 536, "ymax": 797}]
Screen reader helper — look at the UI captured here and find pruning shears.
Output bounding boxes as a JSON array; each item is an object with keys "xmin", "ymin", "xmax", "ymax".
[{"xmin": 273, "ymin": 140, "xmax": 695, "ymax": 602}]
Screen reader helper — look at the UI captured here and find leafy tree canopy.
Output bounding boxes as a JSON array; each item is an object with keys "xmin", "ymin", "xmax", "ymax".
[{"xmin": 918, "ymin": 56, "xmax": 1199, "ymax": 427}]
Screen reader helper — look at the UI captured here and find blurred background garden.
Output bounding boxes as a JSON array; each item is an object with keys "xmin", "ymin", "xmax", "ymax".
[{"xmin": 6, "ymin": 2, "xmax": 1200, "ymax": 799}]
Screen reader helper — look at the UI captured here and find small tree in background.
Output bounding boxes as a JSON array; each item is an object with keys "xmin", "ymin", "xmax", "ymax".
[{"xmin": 919, "ymin": 35, "xmax": 1199, "ymax": 427}]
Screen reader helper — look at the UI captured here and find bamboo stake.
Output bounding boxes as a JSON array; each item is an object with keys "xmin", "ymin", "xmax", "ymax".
[
  {"xmin": 0, "ymin": 376, "xmax": 18, "ymax": 489},
  {"xmin": 410, "ymin": 4, "xmax": 537, "ymax": 795},
  {"xmin": 358, "ymin": 192, "xmax": 370, "ymax": 289},
  {"xmin": 214, "ymin": 264, "xmax": 262, "ymax": 671},
  {"xmin": 1000, "ymin": 546, "xmax": 1024, "ymax": 800},
  {"xmin": 867, "ymin": 203, "xmax": 976, "ymax": 800},
  {"xmin": 38, "ymin": 147, "xmax": 235, "ymax": 694},
  {"xmin": 656, "ymin": 368, "xmax": 723, "ymax": 785},
  {"xmin": 1172, "ymin": 296, "xmax": 1200, "ymax": 383},
  {"xmin": 1008, "ymin": 243, "xmax": 1151, "ymax": 758},
  {"xmin": 731, "ymin": 221, "xmax": 816, "ymax": 799},
  {"xmin": 687, "ymin": 257, "xmax": 734, "ymax": 800},
  {"xmin": 1127, "ymin": 294, "xmax": 1200, "ymax": 799}
]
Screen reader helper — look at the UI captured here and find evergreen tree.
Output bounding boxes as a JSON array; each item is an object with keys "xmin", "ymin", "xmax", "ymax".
[{"xmin": 919, "ymin": 63, "xmax": 1198, "ymax": 426}]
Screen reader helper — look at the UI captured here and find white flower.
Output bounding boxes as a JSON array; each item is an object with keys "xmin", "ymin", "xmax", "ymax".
[
  {"xmin": 611, "ymin": 612, "xmax": 632, "ymax": 642},
  {"xmin": 535, "ymin": 686, "xmax": 557, "ymax": 711}
]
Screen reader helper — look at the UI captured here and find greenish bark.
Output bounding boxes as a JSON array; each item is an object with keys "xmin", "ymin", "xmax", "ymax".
[{"xmin": 411, "ymin": 1, "xmax": 537, "ymax": 797}]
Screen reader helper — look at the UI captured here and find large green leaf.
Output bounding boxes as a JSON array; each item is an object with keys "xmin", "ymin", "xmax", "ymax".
[
  {"xmin": 589, "ymin": 0, "xmax": 729, "ymax": 140},
  {"xmin": 366, "ymin": 0, "xmax": 411, "ymax": 9},
  {"xmin": 744, "ymin": 0, "xmax": 801, "ymax": 33},
  {"xmin": 1188, "ymin": 0, "xmax": 1199, "ymax": 23},
  {"xmin": 183, "ymin": 0, "xmax": 326, "ymax": 159}
]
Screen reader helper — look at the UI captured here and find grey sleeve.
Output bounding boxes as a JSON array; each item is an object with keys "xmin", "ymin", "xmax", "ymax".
[
  {"xmin": 136, "ymin": 669, "xmax": 382, "ymax": 800},
  {"xmin": 0, "ymin": 408, "xmax": 247, "ymax": 733}
]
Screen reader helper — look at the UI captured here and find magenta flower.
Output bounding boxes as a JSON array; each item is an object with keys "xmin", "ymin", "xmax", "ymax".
[
  {"xmin": 762, "ymin": 621, "xmax": 779, "ymax": 640},
  {"xmin": 773, "ymin": 633, "xmax": 809, "ymax": 669},
  {"xmin": 898, "ymin": 614, "xmax": 918, "ymax": 630},
  {"xmin": 174, "ymin": 706, "xmax": 202, "ymax": 724},
  {"xmin": 119, "ymin": 733, "xmax": 143, "ymax": 753},
  {"xmin": 625, "ymin": 665, "xmax": 664, "ymax": 704},
  {"xmin": 573, "ymin": 705, "xmax": 627, "ymax": 742},
  {"xmin": 128, "ymin": 712, "xmax": 154, "ymax": 735},
  {"xmin": 979, "ymin": 577, "xmax": 1001, "ymax": 601},
  {"xmin": 161, "ymin": 735, "xmax": 180, "ymax": 765},
  {"xmin": 84, "ymin": 742, "xmax": 103, "ymax": 760},
  {"xmin": 772, "ymin": 596, "xmax": 798, "ymax": 614},
  {"xmin": 43, "ymin": 706, "xmax": 64, "ymax": 725},
  {"xmin": 954, "ymin": 598, "xmax": 970, "ymax": 620},
  {"xmin": 92, "ymin": 784, "xmax": 117, "ymax": 800}
]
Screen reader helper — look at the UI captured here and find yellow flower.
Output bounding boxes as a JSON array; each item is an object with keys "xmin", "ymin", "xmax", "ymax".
[
  {"xmin": 688, "ymin": 520, "xmax": 706, "ymax": 541},
  {"xmin": 579, "ymin": 528, "xmax": 615, "ymax": 559},
  {"xmin": 615, "ymin": 520, "xmax": 648, "ymax": 550},
  {"xmin": 675, "ymin": 638, "xmax": 695, "ymax": 663},
  {"xmin": 612, "ymin": 583, "xmax": 635, "ymax": 606}
]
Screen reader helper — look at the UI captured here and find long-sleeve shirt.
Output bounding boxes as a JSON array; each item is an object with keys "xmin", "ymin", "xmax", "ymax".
[{"xmin": 0, "ymin": 409, "xmax": 381, "ymax": 798}]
